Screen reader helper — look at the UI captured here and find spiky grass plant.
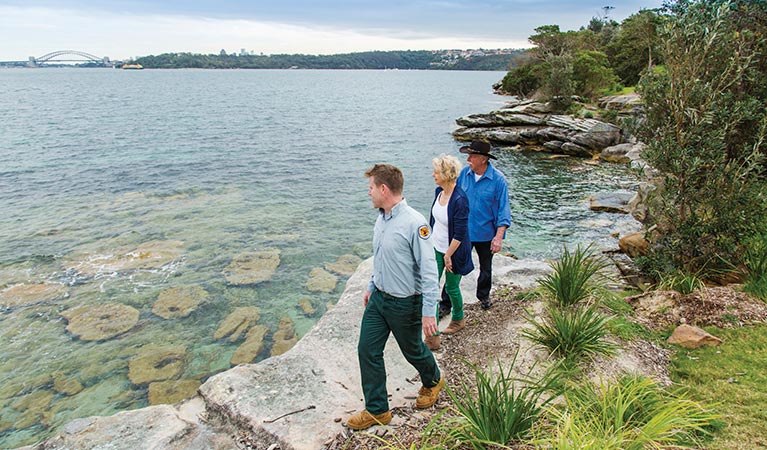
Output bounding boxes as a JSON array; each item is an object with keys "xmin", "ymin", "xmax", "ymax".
[
  {"xmin": 442, "ymin": 355, "xmax": 556, "ymax": 448},
  {"xmin": 535, "ymin": 375, "xmax": 718, "ymax": 450},
  {"xmin": 522, "ymin": 303, "xmax": 616, "ymax": 363},
  {"xmin": 539, "ymin": 244, "xmax": 610, "ymax": 307},
  {"xmin": 656, "ymin": 268, "xmax": 705, "ymax": 295}
]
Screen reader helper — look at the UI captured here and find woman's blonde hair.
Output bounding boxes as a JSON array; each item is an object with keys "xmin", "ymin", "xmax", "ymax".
[{"xmin": 432, "ymin": 154, "xmax": 462, "ymax": 183}]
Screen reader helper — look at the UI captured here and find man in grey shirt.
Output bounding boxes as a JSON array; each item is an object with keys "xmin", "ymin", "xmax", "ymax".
[{"xmin": 346, "ymin": 163, "xmax": 444, "ymax": 431}]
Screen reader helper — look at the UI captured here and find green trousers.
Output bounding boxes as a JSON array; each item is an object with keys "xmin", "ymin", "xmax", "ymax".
[
  {"xmin": 358, "ymin": 289, "xmax": 441, "ymax": 415},
  {"xmin": 435, "ymin": 250, "xmax": 464, "ymax": 321}
]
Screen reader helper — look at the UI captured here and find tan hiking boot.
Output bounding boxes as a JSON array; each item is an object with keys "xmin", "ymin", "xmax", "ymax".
[
  {"xmin": 346, "ymin": 410, "xmax": 392, "ymax": 430},
  {"xmin": 441, "ymin": 319, "xmax": 466, "ymax": 335},
  {"xmin": 416, "ymin": 376, "xmax": 445, "ymax": 409},
  {"xmin": 424, "ymin": 334, "xmax": 441, "ymax": 350}
]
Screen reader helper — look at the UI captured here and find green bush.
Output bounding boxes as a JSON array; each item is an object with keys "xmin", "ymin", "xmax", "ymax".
[
  {"xmin": 536, "ymin": 375, "xmax": 718, "ymax": 449},
  {"xmin": 742, "ymin": 233, "xmax": 767, "ymax": 301},
  {"xmin": 538, "ymin": 244, "xmax": 610, "ymax": 308},
  {"xmin": 523, "ymin": 303, "xmax": 616, "ymax": 363}
]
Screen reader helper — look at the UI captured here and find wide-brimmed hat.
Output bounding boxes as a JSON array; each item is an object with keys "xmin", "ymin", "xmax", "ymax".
[{"xmin": 459, "ymin": 141, "xmax": 496, "ymax": 160}]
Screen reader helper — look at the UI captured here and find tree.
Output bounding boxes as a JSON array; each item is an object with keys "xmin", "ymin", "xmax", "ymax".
[
  {"xmin": 637, "ymin": 0, "xmax": 767, "ymax": 276},
  {"xmin": 607, "ymin": 9, "xmax": 663, "ymax": 85},
  {"xmin": 572, "ymin": 50, "xmax": 618, "ymax": 99}
]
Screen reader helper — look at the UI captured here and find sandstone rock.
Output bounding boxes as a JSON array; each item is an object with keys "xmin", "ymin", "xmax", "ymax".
[
  {"xmin": 213, "ymin": 306, "xmax": 261, "ymax": 342},
  {"xmin": 306, "ymin": 267, "xmax": 337, "ymax": 293},
  {"xmin": 128, "ymin": 346, "xmax": 187, "ymax": 385},
  {"xmin": 600, "ymin": 143, "xmax": 635, "ymax": 163},
  {"xmin": 52, "ymin": 372, "xmax": 84, "ymax": 396},
  {"xmin": 11, "ymin": 389, "xmax": 55, "ymax": 429},
  {"xmin": 62, "ymin": 303, "xmax": 140, "ymax": 341},
  {"xmin": 148, "ymin": 379, "xmax": 201, "ymax": 405},
  {"xmin": 325, "ymin": 254, "xmax": 363, "ymax": 276},
  {"xmin": 298, "ymin": 296, "xmax": 316, "ymax": 316},
  {"xmin": 668, "ymin": 324, "xmax": 723, "ymax": 349},
  {"xmin": 223, "ymin": 250, "xmax": 280, "ymax": 285},
  {"xmin": 599, "ymin": 92, "xmax": 642, "ymax": 111},
  {"xmin": 271, "ymin": 316, "xmax": 298, "ymax": 356},
  {"xmin": 561, "ymin": 142, "xmax": 592, "ymax": 157},
  {"xmin": 589, "ymin": 192, "xmax": 634, "ymax": 214},
  {"xmin": 152, "ymin": 285, "xmax": 208, "ymax": 319},
  {"xmin": 231, "ymin": 325, "xmax": 269, "ymax": 365},
  {"xmin": 619, "ymin": 231, "xmax": 649, "ymax": 257},
  {"xmin": 68, "ymin": 240, "xmax": 184, "ymax": 275},
  {"xmin": 0, "ymin": 282, "xmax": 67, "ymax": 308},
  {"xmin": 628, "ymin": 290, "xmax": 680, "ymax": 317}
]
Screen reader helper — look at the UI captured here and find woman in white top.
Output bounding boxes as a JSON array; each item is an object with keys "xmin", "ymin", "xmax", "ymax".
[{"xmin": 425, "ymin": 154, "xmax": 474, "ymax": 350}]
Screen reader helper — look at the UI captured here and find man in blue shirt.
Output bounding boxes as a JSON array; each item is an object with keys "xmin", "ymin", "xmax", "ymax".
[
  {"xmin": 347, "ymin": 163, "xmax": 445, "ymax": 431},
  {"xmin": 440, "ymin": 141, "xmax": 511, "ymax": 313}
]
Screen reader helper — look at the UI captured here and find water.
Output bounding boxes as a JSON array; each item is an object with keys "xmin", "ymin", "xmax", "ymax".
[{"xmin": 0, "ymin": 68, "xmax": 638, "ymax": 447}]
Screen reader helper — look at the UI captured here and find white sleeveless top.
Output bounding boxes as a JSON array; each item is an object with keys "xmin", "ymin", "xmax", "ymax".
[{"xmin": 431, "ymin": 198, "xmax": 449, "ymax": 253}]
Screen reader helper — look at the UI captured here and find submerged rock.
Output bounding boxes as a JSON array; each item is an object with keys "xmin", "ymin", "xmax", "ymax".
[
  {"xmin": 324, "ymin": 254, "xmax": 363, "ymax": 276},
  {"xmin": 0, "ymin": 282, "xmax": 67, "ymax": 308},
  {"xmin": 61, "ymin": 303, "xmax": 140, "ymax": 341},
  {"xmin": 270, "ymin": 316, "xmax": 298, "ymax": 356},
  {"xmin": 152, "ymin": 285, "xmax": 208, "ymax": 319},
  {"xmin": 222, "ymin": 250, "xmax": 280, "ymax": 285},
  {"xmin": 213, "ymin": 306, "xmax": 261, "ymax": 342},
  {"xmin": 306, "ymin": 267, "xmax": 337, "ymax": 293},
  {"xmin": 52, "ymin": 372, "xmax": 84, "ymax": 396},
  {"xmin": 128, "ymin": 346, "xmax": 187, "ymax": 386},
  {"xmin": 230, "ymin": 325, "xmax": 269, "ymax": 365},
  {"xmin": 148, "ymin": 379, "xmax": 201, "ymax": 406},
  {"xmin": 67, "ymin": 240, "xmax": 184, "ymax": 276},
  {"xmin": 298, "ymin": 296, "xmax": 316, "ymax": 316}
]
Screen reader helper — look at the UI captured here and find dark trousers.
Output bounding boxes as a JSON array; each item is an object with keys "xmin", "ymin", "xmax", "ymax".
[
  {"xmin": 358, "ymin": 289, "xmax": 441, "ymax": 415},
  {"xmin": 440, "ymin": 241, "xmax": 493, "ymax": 310}
]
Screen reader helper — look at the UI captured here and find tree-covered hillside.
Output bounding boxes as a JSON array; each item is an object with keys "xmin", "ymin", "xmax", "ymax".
[{"xmin": 132, "ymin": 49, "xmax": 526, "ymax": 70}]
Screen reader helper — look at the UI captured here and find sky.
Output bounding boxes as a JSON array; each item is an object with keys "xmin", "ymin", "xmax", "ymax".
[{"xmin": 0, "ymin": 0, "xmax": 665, "ymax": 61}]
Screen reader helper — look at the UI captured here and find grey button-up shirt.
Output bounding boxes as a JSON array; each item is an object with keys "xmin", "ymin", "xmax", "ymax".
[{"xmin": 367, "ymin": 199, "xmax": 439, "ymax": 317}]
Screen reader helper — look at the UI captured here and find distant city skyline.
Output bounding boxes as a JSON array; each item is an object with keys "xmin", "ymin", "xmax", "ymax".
[{"xmin": 0, "ymin": 0, "xmax": 664, "ymax": 61}]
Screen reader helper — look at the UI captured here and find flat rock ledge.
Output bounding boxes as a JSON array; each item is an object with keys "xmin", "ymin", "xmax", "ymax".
[{"xmin": 23, "ymin": 255, "xmax": 550, "ymax": 450}]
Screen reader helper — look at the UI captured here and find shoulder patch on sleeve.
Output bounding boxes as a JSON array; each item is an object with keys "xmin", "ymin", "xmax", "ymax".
[{"xmin": 418, "ymin": 225, "xmax": 431, "ymax": 240}]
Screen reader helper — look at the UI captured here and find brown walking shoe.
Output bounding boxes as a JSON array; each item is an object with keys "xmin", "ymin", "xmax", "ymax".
[
  {"xmin": 424, "ymin": 334, "xmax": 441, "ymax": 350},
  {"xmin": 441, "ymin": 319, "xmax": 465, "ymax": 335},
  {"xmin": 346, "ymin": 409, "xmax": 392, "ymax": 430},
  {"xmin": 416, "ymin": 376, "xmax": 445, "ymax": 409}
]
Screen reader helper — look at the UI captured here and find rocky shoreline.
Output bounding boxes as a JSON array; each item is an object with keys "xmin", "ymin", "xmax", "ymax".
[{"xmin": 22, "ymin": 256, "xmax": 553, "ymax": 450}]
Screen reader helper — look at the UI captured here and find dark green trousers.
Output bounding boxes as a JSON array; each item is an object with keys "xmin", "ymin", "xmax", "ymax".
[{"xmin": 358, "ymin": 289, "xmax": 441, "ymax": 415}]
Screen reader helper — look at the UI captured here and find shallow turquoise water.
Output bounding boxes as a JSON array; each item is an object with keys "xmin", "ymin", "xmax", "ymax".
[{"xmin": 0, "ymin": 68, "xmax": 637, "ymax": 447}]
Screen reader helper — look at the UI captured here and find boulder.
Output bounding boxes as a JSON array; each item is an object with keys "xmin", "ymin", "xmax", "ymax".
[
  {"xmin": 667, "ymin": 324, "xmax": 723, "ymax": 349},
  {"xmin": 599, "ymin": 92, "xmax": 642, "ymax": 111},
  {"xmin": 0, "ymin": 282, "xmax": 67, "ymax": 308},
  {"xmin": 68, "ymin": 240, "xmax": 184, "ymax": 275},
  {"xmin": 128, "ymin": 346, "xmax": 187, "ymax": 386},
  {"xmin": 600, "ymin": 143, "xmax": 635, "ymax": 163},
  {"xmin": 619, "ymin": 231, "xmax": 649, "ymax": 257},
  {"xmin": 589, "ymin": 192, "xmax": 634, "ymax": 214},
  {"xmin": 148, "ymin": 379, "xmax": 201, "ymax": 406},
  {"xmin": 305, "ymin": 267, "xmax": 337, "ymax": 293},
  {"xmin": 324, "ymin": 254, "xmax": 363, "ymax": 276},
  {"xmin": 62, "ymin": 303, "xmax": 140, "ymax": 341},
  {"xmin": 231, "ymin": 325, "xmax": 269, "ymax": 365},
  {"xmin": 213, "ymin": 306, "xmax": 261, "ymax": 342},
  {"xmin": 270, "ymin": 317, "xmax": 298, "ymax": 356},
  {"xmin": 223, "ymin": 250, "xmax": 280, "ymax": 285},
  {"xmin": 152, "ymin": 285, "xmax": 208, "ymax": 319}
]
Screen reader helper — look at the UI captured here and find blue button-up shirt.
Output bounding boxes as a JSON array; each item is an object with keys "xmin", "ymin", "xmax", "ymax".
[
  {"xmin": 457, "ymin": 162, "xmax": 512, "ymax": 242},
  {"xmin": 367, "ymin": 199, "xmax": 439, "ymax": 317}
]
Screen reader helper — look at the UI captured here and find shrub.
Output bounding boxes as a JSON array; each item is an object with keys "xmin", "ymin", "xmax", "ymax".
[
  {"xmin": 538, "ymin": 244, "xmax": 610, "ymax": 308},
  {"xmin": 742, "ymin": 233, "xmax": 767, "ymax": 301},
  {"xmin": 522, "ymin": 303, "xmax": 616, "ymax": 364}
]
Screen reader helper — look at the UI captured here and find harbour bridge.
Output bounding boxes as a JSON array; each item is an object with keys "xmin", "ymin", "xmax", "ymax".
[{"xmin": 0, "ymin": 50, "xmax": 117, "ymax": 67}]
